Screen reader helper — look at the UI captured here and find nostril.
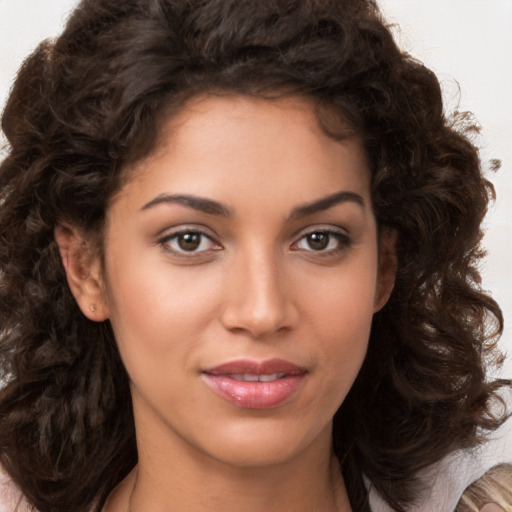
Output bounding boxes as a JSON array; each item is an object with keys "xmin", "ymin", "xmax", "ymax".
[{"xmin": 220, "ymin": 296, "xmax": 297, "ymax": 338}]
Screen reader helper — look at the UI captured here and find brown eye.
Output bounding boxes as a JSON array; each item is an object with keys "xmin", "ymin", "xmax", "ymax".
[
  {"xmin": 178, "ymin": 233, "xmax": 202, "ymax": 251},
  {"xmin": 161, "ymin": 230, "xmax": 220, "ymax": 254},
  {"xmin": 306, "ymin": 233, "xmax": 329, "ymax": 251},
  {"xmin": 293, "ymin": 229, "xmax": 350, "ymax": 254}
]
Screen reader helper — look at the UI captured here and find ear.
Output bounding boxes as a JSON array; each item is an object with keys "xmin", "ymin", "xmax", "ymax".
[
  {"xmin": 54, "ymin": 223, "xmax": 109, "ymax": 322},
  {"xmin": 374, "ymin": 228, "xmax": 397, "ymax": 312}
]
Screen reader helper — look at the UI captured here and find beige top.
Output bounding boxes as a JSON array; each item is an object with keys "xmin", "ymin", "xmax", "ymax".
[
  {"xmin": 0, "ymin": 471, "xmax": 29, "ymax": 512},
  {"xmin": 369, "ymin": 395, "xmax": 512, "ymax": 511}
]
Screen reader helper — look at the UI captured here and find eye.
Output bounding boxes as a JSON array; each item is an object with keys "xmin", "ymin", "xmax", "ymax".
[
  {"xmin": 159, "ymin": 230, "xmax": 221, "ymax": 254},
  {"xmin": 293, "ymin": 230, "xmax": 350, "ymax": 253}
]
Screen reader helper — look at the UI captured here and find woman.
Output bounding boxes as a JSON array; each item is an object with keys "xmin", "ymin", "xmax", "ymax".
[{"xmin": 0, "ymin": 1, "xmax": 510, "ymax": 511}]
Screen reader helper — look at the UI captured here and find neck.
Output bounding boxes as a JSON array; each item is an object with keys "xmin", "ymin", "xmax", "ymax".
[
  {"xmin": 105, "ymin": 429, "xmax": 352, "ymax": 512},
  {"xmin": 125, "ymin": 453, "xmax": 350, "ymax": 512},
  {"xmin": 103, "ymin": 395, "xmax": 353, "ymax": 512}
]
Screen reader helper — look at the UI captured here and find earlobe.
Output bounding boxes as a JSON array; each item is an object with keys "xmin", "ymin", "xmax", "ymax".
[
  {"xmin": 374, "ymin": 228, "xmax": 397, "ymax": 312},
  {"xmin": 54, "ymin": 223, "xmax": 109, "ymax": 322}
]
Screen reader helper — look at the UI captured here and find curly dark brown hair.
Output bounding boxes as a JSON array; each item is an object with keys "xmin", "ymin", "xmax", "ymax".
[{"xmin": 0, "ymin": 1, "xmax": 506, "ymax": 511}]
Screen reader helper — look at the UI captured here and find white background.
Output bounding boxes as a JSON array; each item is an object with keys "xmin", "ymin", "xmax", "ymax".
[{"xmin": 1, "ymin": 0, "xmax": 510, "ymax": 377}]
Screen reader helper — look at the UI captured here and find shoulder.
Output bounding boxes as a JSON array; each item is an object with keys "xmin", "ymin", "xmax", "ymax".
[
  {"xmin": 0, "ymin": 467, "xmax": 32, "ymax": 512},
  {"xmin": 422, "ymin": 406, "xmax": 512, "ymax": 512},
  {"xmin": 369, "ymin": 386, "xmax": 512, "ymax": 512}
]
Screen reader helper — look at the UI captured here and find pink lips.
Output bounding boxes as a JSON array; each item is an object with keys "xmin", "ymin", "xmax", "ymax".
[{"xmin": 202, "ymin": 358, "xmax": 307, "ymax": 409}]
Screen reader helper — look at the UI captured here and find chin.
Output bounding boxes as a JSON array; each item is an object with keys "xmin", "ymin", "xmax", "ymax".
[{"xmin": 194, "ymin": 416, "xmax": 333, "ymax": 469}]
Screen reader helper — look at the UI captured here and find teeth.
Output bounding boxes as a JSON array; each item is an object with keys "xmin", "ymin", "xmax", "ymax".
[
  {"xmin": 259, "ymin": 373, "xmax": 284, "ymax": 382},
  {"xmin": 239, "ymin": 374, "xmax": 259, "ymax": 382},
  {"xmin": 230, "ymin": 373, "xmax": 286, "ymax": 382}
]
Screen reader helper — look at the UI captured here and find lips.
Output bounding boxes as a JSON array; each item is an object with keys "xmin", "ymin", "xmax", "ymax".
[{"xmin": 202, "ymin": 358, "xmax": 307, "ymax": 409}]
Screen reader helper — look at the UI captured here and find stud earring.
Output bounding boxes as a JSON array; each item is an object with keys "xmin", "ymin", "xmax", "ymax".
[{"xmin": 90, "ymin": 304, "xmax": 96, "ymax": 313}]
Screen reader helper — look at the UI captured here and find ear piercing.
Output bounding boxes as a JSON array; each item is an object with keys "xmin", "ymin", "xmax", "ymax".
[{"xmin": 90, "ymin": 304, "xmax": 96, "ymax": 313}]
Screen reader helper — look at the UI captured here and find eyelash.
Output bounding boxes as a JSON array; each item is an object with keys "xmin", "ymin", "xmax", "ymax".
[
  {"xmin": 291, "ymin": 229, "xmax": 352, "ymax": 255},
  {"xmin": 157, "ymin": 227, "xmax": 351, "ymax": 257},
  {"xmin": 158, "ymin": 228, "xmax": 222, "ymax": 256}
]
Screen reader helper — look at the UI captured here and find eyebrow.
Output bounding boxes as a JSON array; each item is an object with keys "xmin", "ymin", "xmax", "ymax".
[
  {"xmin": 141, "ymin": 189, "xmax": 364, "ymax": 218},
  {"xmin": 289, "ymin": 190, "xmax": 365, "ymax": 219},
  {"xmin": 141, "ymin": 194, "xmax": 231, "ymax": 216}
]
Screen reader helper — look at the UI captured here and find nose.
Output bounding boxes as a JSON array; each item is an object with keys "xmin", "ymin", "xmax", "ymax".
[{"xmin": 220, "ymin": 249, "xmax": 298, "ymax": 338}]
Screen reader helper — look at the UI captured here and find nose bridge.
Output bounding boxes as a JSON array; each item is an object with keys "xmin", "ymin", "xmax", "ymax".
[{"xmin": 221, "ymin": 243, "xmax": 294, "ymax": 337}]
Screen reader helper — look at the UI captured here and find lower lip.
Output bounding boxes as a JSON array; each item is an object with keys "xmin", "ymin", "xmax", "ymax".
[{"xmin": 202, "ymin": 374, "xmax": 306, "ymax": 409}]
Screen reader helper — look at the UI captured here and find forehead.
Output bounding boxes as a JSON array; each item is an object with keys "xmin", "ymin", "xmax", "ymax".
[
  {"xmin": 155, "ymin": 93, "xmax": 359, "ymax": 158},
  {"xmin": 116, "ymin": 94, "xmax": 371, "ymax": 212}
]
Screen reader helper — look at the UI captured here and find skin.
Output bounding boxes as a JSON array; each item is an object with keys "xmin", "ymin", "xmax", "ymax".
[{"xmin": 56, "ymin": 95, "xmax": 396, "ymax": 512}]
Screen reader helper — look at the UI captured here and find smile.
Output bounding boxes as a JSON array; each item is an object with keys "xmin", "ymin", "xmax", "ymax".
[{"xmin": 202, "ymin": 359, "xmax": 307, "ymax": 409}]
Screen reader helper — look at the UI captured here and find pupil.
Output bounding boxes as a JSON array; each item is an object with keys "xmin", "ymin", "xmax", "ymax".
[
  {"xmin": 308, "ymin": 233, "xmax": 328, "ymax": 250},
  {"xmin": 178, "ymin": 233, "xmax": 201, "ymax": 251}
]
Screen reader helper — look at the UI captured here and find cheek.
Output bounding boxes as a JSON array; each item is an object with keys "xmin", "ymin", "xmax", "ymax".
[
  {"xmin": 316, "ymin": 297, "xmax": 373, "ymax": 386},
  {"xmin": 304, "ymin": 255, "xmax": 378, "ymax": 390},
  {"xmin": 103, "ymin": 251, "xmax": 222, "ymax": 377},
  {"xmin": 303, "ymin": 247, "xmax": 378, "ymax": 335}
]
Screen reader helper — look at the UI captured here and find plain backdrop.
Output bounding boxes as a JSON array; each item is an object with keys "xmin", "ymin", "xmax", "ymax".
[{"xmin": 1, "ymin": 0, "xmax": 511, "ymax": 377}]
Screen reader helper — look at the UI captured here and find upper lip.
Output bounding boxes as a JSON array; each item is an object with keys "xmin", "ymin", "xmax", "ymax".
[{"xmin": 203, "ymin": 358, "xmax": 307, "ymax": 376}]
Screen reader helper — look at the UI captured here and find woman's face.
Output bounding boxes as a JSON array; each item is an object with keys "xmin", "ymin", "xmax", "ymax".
[{"xmin": 90, "ymin": 95, "xmax": 395, "ymax": 468}]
